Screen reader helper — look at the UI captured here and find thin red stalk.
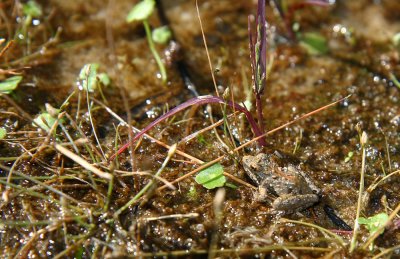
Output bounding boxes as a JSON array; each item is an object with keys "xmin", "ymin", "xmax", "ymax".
[
  {"xmin": 110, "ymin": 95, "xmax": 265, "ymax": 161},
  {"xmin": 255, "ymin": 93, "xmax": 264, "ymax": 135}
]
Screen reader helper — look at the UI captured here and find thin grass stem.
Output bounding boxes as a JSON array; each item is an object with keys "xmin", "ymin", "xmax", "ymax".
[
  {"xmin": 143, "ymin": 20, "xmax": 167, "ymax": 83},
  {"xmin": 350, "ymin": 132, "xmax": 367, "ymax": 252}
]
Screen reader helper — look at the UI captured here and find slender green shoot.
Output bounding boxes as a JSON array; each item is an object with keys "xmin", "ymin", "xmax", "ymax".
[
  {"xmin": 126, "ymin": 0, "xmax": 167, "ymax": 83},
  {"xmin": 143, "ymin": 20, "xmax": 167, "ymax": 83}
]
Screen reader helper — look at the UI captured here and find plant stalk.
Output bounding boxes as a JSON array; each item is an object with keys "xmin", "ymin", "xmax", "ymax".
[
  {"xmin": 143, "ymin": 20, "xmax": 167, "ymax": 83},
  {"xmin": 350, "ymin": 132, "xmax": 367, "ymax": 252}
]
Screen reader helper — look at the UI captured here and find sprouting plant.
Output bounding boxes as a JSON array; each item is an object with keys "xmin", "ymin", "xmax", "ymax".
[
  {"xmin": 195, "ymin": 162, "xmax": 226, "ymax": 189},
  {"xmin": 18, "ymin": 1, "xmax": 43, "ymax": 42},
  {"xmin": 32, "ymin": 103, "xmax": 64, "ymax": 133},
  {"xmin": 111, "ymin": 1, "xmax": 269, "ymax": 174},
  {"xmin": 0, "ymin": 76, "xmax": 23, "ymax": 95},
  {"xmin": 344, "ymin": 151, "xmax": 354, "ymax": 163},
  {"xmin": 126, "ymin": 0, "xmax": 170, "ymax": 83},
  {"xmin": 358, "ymin": 212, "xmax": 389, "ymax": 250}
]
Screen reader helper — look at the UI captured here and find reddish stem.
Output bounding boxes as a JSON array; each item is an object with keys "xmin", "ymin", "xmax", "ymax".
[{"xmin": 110, "ymin": 95, "xmax": 266, "ymax": 161}]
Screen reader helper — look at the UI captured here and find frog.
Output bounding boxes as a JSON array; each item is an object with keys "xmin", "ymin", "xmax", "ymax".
[{"xmin": 242, "ymin": 151, "xmax": 321, "ymax": 214}]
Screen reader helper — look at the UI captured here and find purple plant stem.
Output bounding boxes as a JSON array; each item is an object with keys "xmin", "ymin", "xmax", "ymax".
[
  {"xmin": 255, "ymin": 94, "xmax": 264, "ymax": 135},
  {"xmin": 110, "ymin": 95, "xmax": 265, "ymax": 161}
]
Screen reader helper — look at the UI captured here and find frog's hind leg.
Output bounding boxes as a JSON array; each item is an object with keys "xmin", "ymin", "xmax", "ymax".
[{"xmin": 272, "ymin": 194, "xmax": 319, "ymax": 213}]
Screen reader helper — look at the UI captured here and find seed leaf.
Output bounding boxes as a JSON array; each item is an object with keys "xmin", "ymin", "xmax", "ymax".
[
  {"xmin": 0, "ymin": 76, "xmax": 23, "ymax": 94},
  {"xmin": 78, "ymin": 63, "xmax": 99, "ymax": 92},
  {"xmin": 299, "ymin": 32, "xmax": 328, "ymax": 55},
  {"xmin": 126, "ymin": 0, "xmax": 155, "ymax": 23},
  {"xmin": 152, "ymin": 26, "xmax": 172, "ymax": 44},
  {"xmin": 33, "ymin": 112, "xmax": 57, "ymax": 132},
  {"xmin": 358, "ymin": 213, "xmax": 389, "ymax": 235},
  {"xmin": 22, "ymin": 1, "xmax": 42, "ymax": 17},
  {"xmin": 195, "ymin": 163, "xmax": 226, "ymax": 189}
]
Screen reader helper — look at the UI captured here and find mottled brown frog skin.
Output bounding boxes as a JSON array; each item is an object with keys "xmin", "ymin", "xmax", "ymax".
[{"xmin": 242, "ymin": 152, "xmax": 321, "ymax": 214}]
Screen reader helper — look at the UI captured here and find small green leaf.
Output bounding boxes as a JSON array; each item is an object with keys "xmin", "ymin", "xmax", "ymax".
[
  {"xmin": 299, "ymin": 32, "xmax": 329, "ymax": 55},
  {"xmin": 195, "ymin": 163, "xmax": 226, "ymax": 189},
  {"xmin": 22, "ymin": 1, "xmax": 42, "ymax": 17},
  {"xmin": 78, "ymin": 63, "xmax": 99, "ymax": 92},
  {"xmin": 98, "ymin": 73, "xmax": 110, "ymax": 86},
  {"xmin": 358, "ymin": 213, "xmax": 389, "ymax": 235},
  {"xmin": 0, "ymin": 76, "xmax": 23, "ymax": 94},
  {"xmin": 33, "ymin": 112, "xmax": 58, "ymax": 132},
  {"xmin": 0, "ymin": 128, "xmax": 6, "ymax": 140},
  {"xmin": 344, "ymin": 151, "xmax": 354, "ymax": 163},
  {"xmin": 126, "ymin": 0, "xmax": 155, "ymax": 23},
  {"xmin": 152, "ymin": 26, "xmax": 172, "ymax": 44}
]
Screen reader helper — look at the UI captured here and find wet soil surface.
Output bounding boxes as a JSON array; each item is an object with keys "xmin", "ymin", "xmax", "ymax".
[{"xmin": 0, "ymin": 0, "xmax": 399, "ymax": 257}]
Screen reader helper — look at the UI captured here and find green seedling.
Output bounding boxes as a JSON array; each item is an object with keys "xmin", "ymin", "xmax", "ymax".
[
  {"xmin": 344, "ymin": 151, "xmax": 354, "ymax": 163},
  {"xmin": 195, "ymin": 162, "xmax": 226, "ymax": 189},
  {"xmin": 127, "ymin": 0, "xmax": 168, "ymax": 83},
  {"xmin": 18, "ymin": 1, "xmax": 42, "ymax": 42},
  {"xmin": 152, "ymin": 26, "xmax": 172, "ymax": 44},
  {"xmin": 22, "ymin": 1, "xmax": 42, "ymax": 17},
  {"xmin": 0, "ymin": 76, "xmax": 23, "ymax": 94},
  {"xmin": 32, "ymin": 103, "xmax": 63, "ymax": 132},
  {"xmin": 0, "ymin": 128, "xmax": 6, "ymax": 140},
  {"xmin": 358, "ymin": 213, "xmax": 389, "ymax": 235},
  {"xmin": 358, "ymin": 212, "xmax": 389, "ymax": 250},
  {"xmin": 111, "ymin": 0, "xmax": 270, "ymax": 161},
  {"xmin": 299, "ymin": 32, "xmax": 329, "ymax": 55},
  {"xmin": 78, "ymin": 63, "xmax": 110, "ymax": 92}
]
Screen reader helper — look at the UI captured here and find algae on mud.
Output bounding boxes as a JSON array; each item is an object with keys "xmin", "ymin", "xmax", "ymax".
[{"xmin": 0, "ymin": 0, "xmax": 399, "ymax": 258}]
